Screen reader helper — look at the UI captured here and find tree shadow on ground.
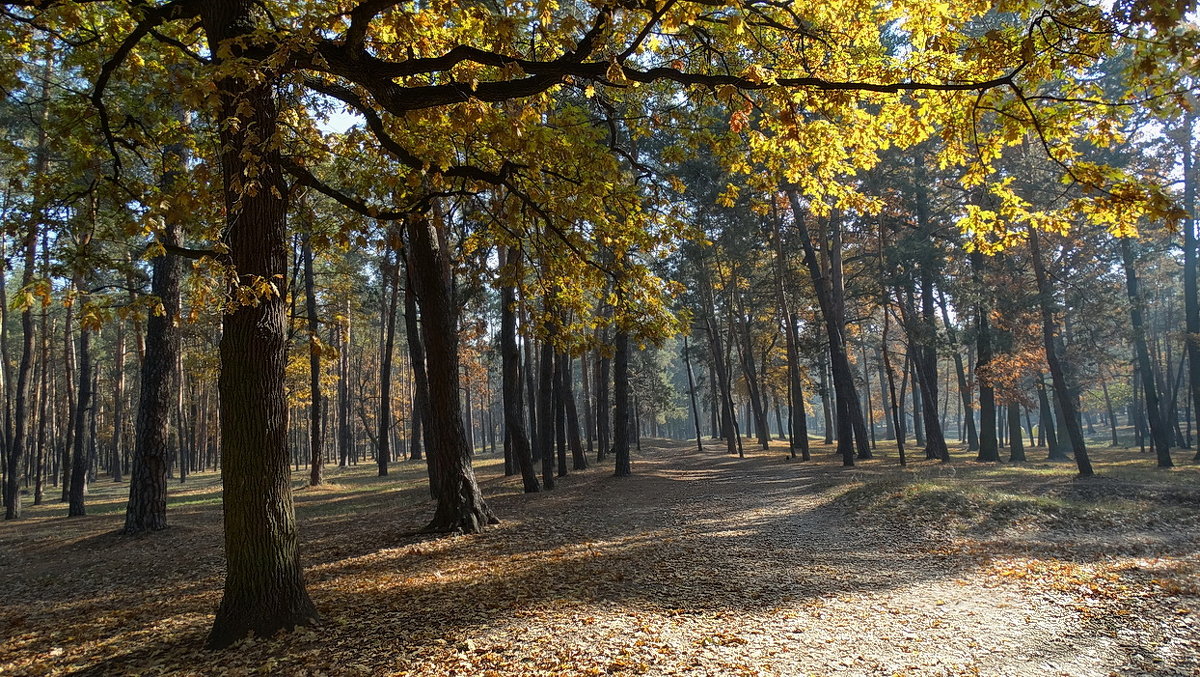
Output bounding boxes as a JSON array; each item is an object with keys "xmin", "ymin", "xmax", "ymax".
[{"xmin": 2, "ymin": 439, "xmax": 1197, "ymax": 676}]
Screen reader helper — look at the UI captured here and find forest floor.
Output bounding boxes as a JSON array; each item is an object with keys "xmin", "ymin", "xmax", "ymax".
[{"xmin": 1, "ymin": 439, "xmax": 1199, "ymax": 677}]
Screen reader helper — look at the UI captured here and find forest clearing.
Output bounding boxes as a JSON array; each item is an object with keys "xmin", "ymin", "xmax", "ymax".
[{"xmin": 3, "ymin": 439, "xmax": 1198, "ymax": 676}]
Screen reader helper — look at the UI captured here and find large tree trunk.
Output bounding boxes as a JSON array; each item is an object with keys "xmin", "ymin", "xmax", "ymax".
[
  {"xmin": 1120, "ymin": 238, "xmax": 1173, "ymax": 467},
  {"xmin": 498, "ymin": 247, "xmax": 539, "ymax": 492},
  {"xmin": 1028, "ymin": 229, "xmax": 1093, "ymax": 476},
  {"xmin": 405, "ymin": 214, "xmax": 498, "ymax": 532},
  {"xmin": 203, "ymin": 1, "xmax": 318, "ymax": 648}
]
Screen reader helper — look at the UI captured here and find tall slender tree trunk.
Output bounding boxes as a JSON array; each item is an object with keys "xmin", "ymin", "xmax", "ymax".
[
  {"xmin": 882, "ymin": 308, "xmax": 906, "ymax": 466},
  {"xmin": 33, "ymin": 306, "xmax": 50, "ymax": 505},
  {"xmin": 563, "ymin": 355, "xmax": 587, "ymax": 470},
  {"xmin": 937, "ymin": 290, "xmax": 978, "ymax": 452},
  {"xmin": 700, "ymin": 268, "xmax": 738, "ymax": 455},
  {"xmin": 683, "ymin": 334, "xmax": 703, "ymax": 451},
  {"xmin": 376, "ymin": 236, "xmax": 400, "ymax": 477},
  {"xmin": 405, "ymin": 213, "xmax": 497, "ymax": 531},
  {"xmin": 915, "ymin": 277, "xmax": 949, "ymax": 462},
  {"xmin": 538, "ymin": 334, "xmax": 556, "ymax": 488},
  {"xmin": 786, "ymin": 192, "xmax": 866, "ymax": 464},
  {"xmin": 1007, "ymin": 399, "xmax": 1026, "ymax": 462},
  {"xmin": 819, "ymin": 351, "xmax": 834, "ymax": 445},
  {"xmin": 67, "ymin": 314, "xmax": 91, "ymax": 517},
  {"xmin": 4, "ymin": 51, "xmax": 52, "ymax": 519},
  {"xmin": 1028, "ymin": 229, "xmax": 1093, "ymax": 476},
  {"xmin": 553, "ymin": 348, "xmax": 567, "ymax": 477},
  {"xmin": 612, "ymin": 330, "xmax": 632, "ymax": 476},
  {"xmin": 60, "ymin": 301, "xmax": 74, "ymax": 502},
  {"xmin": 1120, "ymin": 238, "xmax": 1173, "ymax": 467},
  {"xmin": 785, "ymin": 315, "xmax": 811, "ymax": 461},
  {"xmin": 498, "ymin": 247, "xmax": 538, "ymax": 492},
  {"xmin": 403, "ymin": 275, "xmax": 435, "ymax": 490},
  {"xmin": 595, "ymin": 331, "xmax": 610, "ymax": 463},
  {"xmin": 301, "ymin": 234, "xmax": 325, "ymax": 485},
  {"xmin": 971, "ymin": 252, "xmax": 999, "ymax": 462},
  {"xmin": 1177, "ymin": 112, "xmax": 1199, "ymax": 461}
]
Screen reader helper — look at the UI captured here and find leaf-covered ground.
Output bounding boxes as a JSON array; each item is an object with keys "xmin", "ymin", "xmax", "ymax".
[{"xmin": 2, "ymin": 439, "xmax": 1198, "ymax": 676}]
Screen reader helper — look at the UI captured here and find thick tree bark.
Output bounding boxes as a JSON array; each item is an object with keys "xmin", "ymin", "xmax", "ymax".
[
  {"xmin": 1120, "ymin": 238, "xmax": 1173, "ymax": 467},
  {"xmin": 498, "ymin": 247, "xmax": 539, "ymax": 492},
  {"xmin": 1028, "ymin": 229, "xmax": 1093, "ymax": 476},
  {"xmin": 405, "ymin": 214, "xmax": 498, "ymax": 532},
  {"xmin": 203, "ymin": 1, "xmax": 318, "ymax": 648}
]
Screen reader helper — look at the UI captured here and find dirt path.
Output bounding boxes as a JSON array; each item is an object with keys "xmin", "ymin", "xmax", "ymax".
[{"xmin": 2, "ymin": 439, "xmax": 1197, "ymax": 676}]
